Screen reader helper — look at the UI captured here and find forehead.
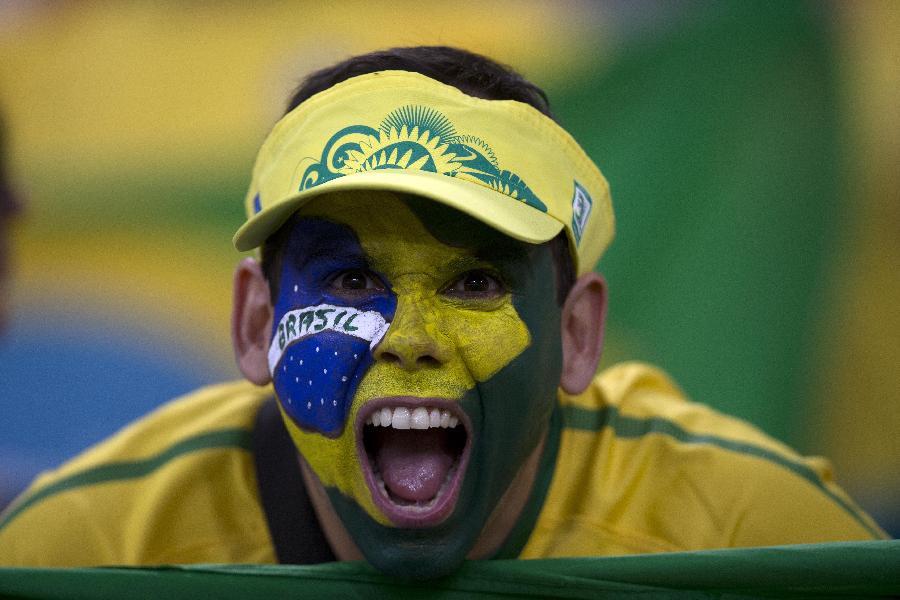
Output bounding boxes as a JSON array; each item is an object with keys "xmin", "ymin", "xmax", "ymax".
[{"xmin": 293, "ymin": 191, "xmax": 534, "ymax": 269}]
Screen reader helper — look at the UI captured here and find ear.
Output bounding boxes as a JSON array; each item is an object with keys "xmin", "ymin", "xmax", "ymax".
[
  {"xmin": 559, "ymin": 272, "xmax": 607, "ymax": 394},
  {"xmin": 231, "ymin": 257, "xmax": 274, "ymax": 385}
]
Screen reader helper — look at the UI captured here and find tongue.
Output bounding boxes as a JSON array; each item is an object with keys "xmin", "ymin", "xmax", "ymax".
[{"xmin": 374, "ymin": 428, "xmax": 454, "ymax": 503}]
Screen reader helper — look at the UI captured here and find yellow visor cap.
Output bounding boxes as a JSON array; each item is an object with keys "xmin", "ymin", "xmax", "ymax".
[{"xmin": 235, "ymin": 70, "xmax": 614, "ymax": 274}]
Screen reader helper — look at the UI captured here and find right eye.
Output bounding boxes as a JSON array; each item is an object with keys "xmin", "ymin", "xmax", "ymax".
[
  {"xmin": 442, "ymin": 269, "xmax": 505, "ymax": 299},
  {"xmin": 329, "ymin": 269, "xmax": 385, "ymax": 292}
]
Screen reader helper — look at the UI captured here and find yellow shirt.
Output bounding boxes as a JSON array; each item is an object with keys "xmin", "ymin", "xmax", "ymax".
[
  {"xmin": 0, "ymin": 362, "xmax": 884, "ymax": 566},
  {"xmin": 523, "ymin": 363, "xmax": 884, "ymax": 556}
]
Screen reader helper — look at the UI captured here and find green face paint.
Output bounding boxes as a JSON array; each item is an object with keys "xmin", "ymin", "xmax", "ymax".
[{"xmin": 278, "ymin": 192, "xmax": 563, "ymax": 579}]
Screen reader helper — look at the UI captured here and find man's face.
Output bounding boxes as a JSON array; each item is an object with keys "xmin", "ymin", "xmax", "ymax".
[{"xmin": 268, "ymin": 192, "xmax": 563, "ymax": 578}]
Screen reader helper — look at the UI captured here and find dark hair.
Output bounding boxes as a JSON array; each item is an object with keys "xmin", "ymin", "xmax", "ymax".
[
  {"xmin": 262, "ymin": 46, "xmax": 574, "ymax": 305},
  {"xmin": 285, "ymin": 46, "xmax": 554, "ymax": 120}
]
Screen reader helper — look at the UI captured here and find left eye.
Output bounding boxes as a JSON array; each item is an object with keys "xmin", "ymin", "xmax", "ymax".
[
  {"xmin": 444, "ymin": 270, "xmax": 504, "ymax": 296},
  {"xmin": 330, "ymin": 269, "xmax": 384, "ymax": 291}
]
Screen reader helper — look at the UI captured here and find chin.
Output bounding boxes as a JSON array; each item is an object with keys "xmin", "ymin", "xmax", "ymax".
[
  {"xmin": 326, "ymin": 483, "xmax": 485, "ymax": 580},
  {"xmin": 323, "ymin": 385, "xmax": 550, "ymax": 580},
  {"xmin": 369, "ymin": 539, "xmax": 472, "ymax": 581},
  {"xmin": 330, "ymin": 394, "xmax": 481, "ymax": 580}
]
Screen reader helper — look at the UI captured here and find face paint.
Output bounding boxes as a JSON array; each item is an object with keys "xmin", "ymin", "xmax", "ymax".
[
  {"xmin": 270, "ymin": 301, "xmax": 390, "ymax": 435},
  {"xmin": 269, "ymin": 219, "xmax": 397, "ymax": 438},
  {"xmin": 272, "ymin": 192, "xmax": 563, "ymax": 578}
]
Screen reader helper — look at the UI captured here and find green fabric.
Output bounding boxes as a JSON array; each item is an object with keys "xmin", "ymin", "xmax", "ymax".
[
  {"xmin": 0, "ymin": 541, "xmax": 896, "ymax": 599},
  {"xmin": 551, "ymin": 1, "xmax": 841, "ymax": 446}
]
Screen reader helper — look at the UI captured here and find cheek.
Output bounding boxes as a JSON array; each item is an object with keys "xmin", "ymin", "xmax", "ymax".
[
  {"xmin": 451, "ymin": 303, "xmax": 531, "ymax": 382},
  {"xmin": 272, "ymin": 326, "xmax": 373, "ymax": 436},
  {"xmin": 268, "ymin": 298, "xmax": 395, "ymax": 524},
  {"xmin": 269, "ymin": 297, "xmax": 393, "ymax": 435},
  {"xmin": 281, "ymin": 408, "xmax": 390, "ymax": 525}
]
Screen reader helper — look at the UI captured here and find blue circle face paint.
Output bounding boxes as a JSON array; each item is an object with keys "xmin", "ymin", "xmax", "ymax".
[{"xmin": 269, "ymin": 219, "xmax": 396, "ymax": 437}]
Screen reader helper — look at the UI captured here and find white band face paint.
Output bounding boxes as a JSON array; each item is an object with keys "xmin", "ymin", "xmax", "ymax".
[{"xmin": 268, "ymin": 303, "xmax": 391, "ymax": 375}]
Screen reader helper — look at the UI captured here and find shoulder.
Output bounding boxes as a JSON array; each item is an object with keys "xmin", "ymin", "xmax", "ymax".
[
  {"xmin": 526, "ymin": 362, "xmax": 886, "ymax": 558},
  {"xmin": 569, "ymin": 362, "xmax": 807, "ymax": 454},
  {"xmin": 0, "ymin": 380, "xmax": 276, "ymax": 566}
]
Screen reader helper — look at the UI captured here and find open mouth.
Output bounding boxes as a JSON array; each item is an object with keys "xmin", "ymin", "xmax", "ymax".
[{"xmin": 357, "ymin": 397, "xmax": 470, "ymax": 528}]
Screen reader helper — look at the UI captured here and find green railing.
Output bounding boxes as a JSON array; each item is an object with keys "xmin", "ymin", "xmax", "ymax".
[{"xmin": 1, "ymin": 541, "xmax": 897, "ymax": 599}]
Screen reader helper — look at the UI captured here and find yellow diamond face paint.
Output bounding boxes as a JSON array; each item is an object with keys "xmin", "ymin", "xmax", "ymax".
[{"xmin": 270, "ymin": 191, "xmax": 563, "ymax": 578}]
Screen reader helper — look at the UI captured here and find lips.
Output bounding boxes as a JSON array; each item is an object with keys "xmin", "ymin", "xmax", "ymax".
[{"xmin": 356, "ymin": 397, "xmax": 470, "ymax": 528}]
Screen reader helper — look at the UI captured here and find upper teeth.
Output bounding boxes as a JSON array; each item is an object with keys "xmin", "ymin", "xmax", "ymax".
[{"xmin": 366, "ymin": 406, "xmax": 460, "ymax": 429}]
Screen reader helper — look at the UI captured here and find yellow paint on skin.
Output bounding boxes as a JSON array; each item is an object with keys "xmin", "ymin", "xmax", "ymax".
[{"xmin": 283, "ymin": 192, "xmax": 531, "ymax": 522}]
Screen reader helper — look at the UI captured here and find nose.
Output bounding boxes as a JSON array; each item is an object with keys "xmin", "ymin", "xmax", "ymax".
[{"xmin": 373, "ymin": 297, "xmax": 450, "ymax": 370}]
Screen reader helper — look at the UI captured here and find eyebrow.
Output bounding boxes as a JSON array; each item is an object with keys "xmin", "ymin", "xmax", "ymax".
[
  {"xmin": 443, "ymin": 243, "xmax": 532, "ymax": 276},
  {"xmin": 287, "ymin": 224, "xmax": 370, "ymax": 271},
  {"xmin": 473, "ymin": 242, "xmax": 532, "ymax": 268},
  {"xmin": 301, "ymin": 244, "xmax": 364, "ymax": 263},
  {"xmin": 443, "ymin": 255, "xmax": 488, "ymax": 274}
]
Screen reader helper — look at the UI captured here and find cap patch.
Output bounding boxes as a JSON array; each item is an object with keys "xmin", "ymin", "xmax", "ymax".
[
  {"xmin": 298, "ymin": 105, "xmax": 548, "ymax": 212},
  {"xmin": 571, "ymin": 181, "xmax": 593, "ymax": 244}
]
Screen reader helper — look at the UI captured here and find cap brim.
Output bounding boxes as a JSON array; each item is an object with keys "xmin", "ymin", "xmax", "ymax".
[{"xmin": 233, "ymin": 170, "xmax": 565, "ymax": 252}]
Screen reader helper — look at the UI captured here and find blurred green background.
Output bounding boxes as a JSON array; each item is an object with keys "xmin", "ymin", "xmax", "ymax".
[{"xmin": 1, "ymin": 1, "xmax": 897, "ymax": 535}]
